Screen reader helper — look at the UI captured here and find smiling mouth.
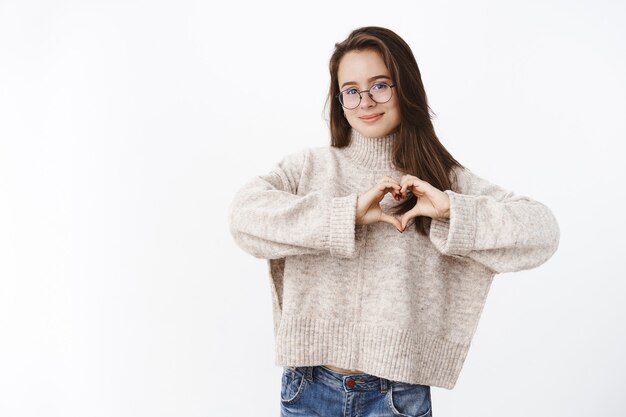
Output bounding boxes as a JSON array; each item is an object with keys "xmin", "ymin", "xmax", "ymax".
[{"xmin": 360, "ymin": 113, "xmax": 383, "ymax": 120}]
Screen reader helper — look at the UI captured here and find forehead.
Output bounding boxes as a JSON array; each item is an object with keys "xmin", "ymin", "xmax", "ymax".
[{"xmin": 337, "ymin": 50, "xmax": 390, "ymax": 85}]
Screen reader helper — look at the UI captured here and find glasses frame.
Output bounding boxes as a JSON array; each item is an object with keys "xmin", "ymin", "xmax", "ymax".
[{"xmin": 336, "ymin": 82, "xmax": 397, "ymax": 110}]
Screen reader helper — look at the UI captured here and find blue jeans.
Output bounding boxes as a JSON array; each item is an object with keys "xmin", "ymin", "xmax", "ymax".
[{"xmin": 280, "ymin": 365, "xmax": 432, "ymax": 417}]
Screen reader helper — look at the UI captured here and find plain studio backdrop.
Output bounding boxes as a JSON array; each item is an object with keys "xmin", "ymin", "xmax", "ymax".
[{"xmin": 1, "ymin": 1, "xmax": 624, "ymax": 416}]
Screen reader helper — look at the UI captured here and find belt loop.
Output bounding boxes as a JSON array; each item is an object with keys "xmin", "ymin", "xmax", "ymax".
[
  {"xmin": 305, "ymin": 366, "xmax": 314, "ymax": 381},
  {"xmin": 380, "ymin": 377, "xmax": 389, "ymax": 393}
]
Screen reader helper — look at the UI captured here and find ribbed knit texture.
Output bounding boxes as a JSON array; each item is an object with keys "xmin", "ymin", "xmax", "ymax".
[{"xmin": 228, "ymin": 128, "xmax": 560, "ymax": 389}]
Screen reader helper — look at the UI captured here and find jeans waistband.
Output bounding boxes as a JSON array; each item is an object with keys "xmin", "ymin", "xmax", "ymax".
[{"xmin": 295, "ymin": 365, "xmax": 390, "ymax": 393}]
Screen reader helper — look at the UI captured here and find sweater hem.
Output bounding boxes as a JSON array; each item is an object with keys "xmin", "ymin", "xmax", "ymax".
[{"xmin": 274, "ymin": 315, "xmax": 470, "ymax": 390}]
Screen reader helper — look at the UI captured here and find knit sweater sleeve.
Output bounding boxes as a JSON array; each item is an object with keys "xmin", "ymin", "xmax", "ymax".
[
  {"xmin": 428, "ymin": 167, "xmax": 560, "ymax": 274},
  {"xmin": 228, "ymin": 149, "xmax": 360, "ymax": 260}
]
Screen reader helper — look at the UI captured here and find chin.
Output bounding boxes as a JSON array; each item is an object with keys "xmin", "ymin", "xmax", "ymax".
[{"xmin": 361, "ymin": 126, "xmax": 393, "ymax": 137}]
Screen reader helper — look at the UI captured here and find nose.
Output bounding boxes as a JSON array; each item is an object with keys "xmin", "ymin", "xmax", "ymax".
[{"xmin": 360, "ymin": 92, "xmax": 376, "ymax": 109}]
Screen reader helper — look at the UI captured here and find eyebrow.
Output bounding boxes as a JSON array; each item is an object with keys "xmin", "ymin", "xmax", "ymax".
[{"xmin": 340, "ymin": 75, "xmax": 392, "ymax": 90}]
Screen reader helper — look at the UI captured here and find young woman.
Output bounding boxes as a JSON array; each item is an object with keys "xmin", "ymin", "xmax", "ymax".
[{"xmin": 229, "ymin": 26, "xmax": 560, "ymax": 417}]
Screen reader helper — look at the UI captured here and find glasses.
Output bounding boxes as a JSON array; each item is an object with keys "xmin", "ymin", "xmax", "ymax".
[{"xmin": 336, "ymin": 82, "xmax": 396, "ymax": 110}]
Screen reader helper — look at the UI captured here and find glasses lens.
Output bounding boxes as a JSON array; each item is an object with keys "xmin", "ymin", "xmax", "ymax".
[
  {"xmin": 370, "ymin": 83, "xmax": 392, "ymax": 103},
  {"xmin": 340, "ymin": 89, "xmax": 360, "ymax": 109}
]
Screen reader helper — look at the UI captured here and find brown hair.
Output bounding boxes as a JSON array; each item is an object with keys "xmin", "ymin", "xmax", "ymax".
[{"xmin": 324, "ymin": 26, "xmax": 465, "ymax": 236}]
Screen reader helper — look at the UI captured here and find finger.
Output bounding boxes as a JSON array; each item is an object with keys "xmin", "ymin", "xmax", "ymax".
[
  {"xmin": 400, "ymin": 180, "xmax": 412, "ymax": 195},
  {"xmin": 377, "ymin": 179, "xmax": 401, "ymax": 191},
  {"xmin": 366, "ymin": 181, "xmax": 392, "ymax": 199},
  {"xmin": 379, "ymin": 177, "xmax": 402, "ymax": 197},
  {"xmin": 401, "ymin": 179, "xmax": 422, "ymax": 196},
  {"xmin": 376, "ymin": 181, "xmax": 401, "ymax": 196},
  {"xmin": 408, "ymin": 176, "xmax": 429, "ymax": 188},
  {"xmin": 399, "ymin": 177, "xmax": 410, "ymax": 194},
  {"xmin": 362, "ymin": 185, "xmax": 398, "ymax": 207}
]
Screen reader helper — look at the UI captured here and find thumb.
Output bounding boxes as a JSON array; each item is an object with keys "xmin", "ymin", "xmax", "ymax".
[
  {"xmin": 400, "ymin": 214, "xmax": 412, "ymax": 231},
  {"xmin": 380, "ymin": 213, "xmax": 403, "ymax": 233}
]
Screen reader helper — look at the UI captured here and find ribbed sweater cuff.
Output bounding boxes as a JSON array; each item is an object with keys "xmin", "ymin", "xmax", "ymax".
[
  {"xmin": 429, "ymin": 190, "xmax": 477, "ymax": 256},
  {"xmin": 328, "ymin": 194, "xmax": 358, "ymax": 258}
]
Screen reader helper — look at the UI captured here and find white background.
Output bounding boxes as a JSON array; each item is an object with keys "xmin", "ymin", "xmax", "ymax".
[{"xmin": 1, "ymin": 1, "xmax": 624, "ymax": 416}]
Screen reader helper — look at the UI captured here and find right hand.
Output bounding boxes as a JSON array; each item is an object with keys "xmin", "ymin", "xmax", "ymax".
[{"xmin": 356, "ymin": 176, "xmax": 404, "ymax": 232}]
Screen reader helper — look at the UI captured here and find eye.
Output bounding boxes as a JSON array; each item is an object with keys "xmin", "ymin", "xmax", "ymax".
[
  {"xmin": 372, "ymin": 82, "xmax": 388, "ymax": 91},
  {"xmin": 345, "ymin": 88, "xmax": 358, "ymax": 95}
]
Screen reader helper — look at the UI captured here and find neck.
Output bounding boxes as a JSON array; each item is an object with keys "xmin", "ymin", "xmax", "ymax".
[{"xmin": 343, "ymin": 128, "xmax": 397, "ymax": 170}]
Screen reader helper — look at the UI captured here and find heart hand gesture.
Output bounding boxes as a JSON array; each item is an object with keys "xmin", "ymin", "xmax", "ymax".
[{"xmin": 356, "ymin": 175, "xmax": 451, "ymax": 233}]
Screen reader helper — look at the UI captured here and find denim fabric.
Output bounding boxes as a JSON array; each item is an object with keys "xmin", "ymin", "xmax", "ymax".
[{"xmin": 280, "ymin": 365, "xmax": 432, "ymax": 417}]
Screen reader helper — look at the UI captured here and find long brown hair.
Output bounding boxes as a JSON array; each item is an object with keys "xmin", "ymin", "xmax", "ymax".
[{"xmin": 324, "ymin": 26, "xmax": 465, "ymax": 236}]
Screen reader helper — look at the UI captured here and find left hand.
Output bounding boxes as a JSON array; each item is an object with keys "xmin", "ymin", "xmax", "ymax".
[{"xmin": 396, "ymin": 174, "xmax": 451, "ymax": 232}]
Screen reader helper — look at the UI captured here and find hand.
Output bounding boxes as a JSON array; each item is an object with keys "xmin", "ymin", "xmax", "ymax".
[
  {"xmin": 397, "ymin": 174, "xmax": 451, "ymax": 231},
  {"xmin": 356, "ymin": 176, "xmax": 404, "ymax": 232}
]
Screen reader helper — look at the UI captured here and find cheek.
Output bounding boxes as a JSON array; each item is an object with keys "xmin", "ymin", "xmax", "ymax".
[
  {"xmin": 345, "ymin": 113, "xmax": 359, "ymax": 126},
  {"xmin": 390, "ymin": 99, "xmax": 401, "ymax": 113},
  {"xmin": 346, "ymin": 111, "xmax": 359, "ymax": 121},
  {"xmin": 387, "ymin": 107, "xmax": 401, "ymax": 126},
  {"xmin": 389, "ymin": 103, "xmax": 401, "ymax": 119}
]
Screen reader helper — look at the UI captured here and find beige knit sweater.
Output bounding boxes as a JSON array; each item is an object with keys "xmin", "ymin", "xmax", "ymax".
[{"xmin": 228, "ymin": 128, "xmax": 560, "ymax": 389}]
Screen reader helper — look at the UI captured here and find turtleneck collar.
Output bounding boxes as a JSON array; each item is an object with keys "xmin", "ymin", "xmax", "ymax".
[{"xmin": 342, "ymin": 128, "xmax": 397, "ymax": 170}]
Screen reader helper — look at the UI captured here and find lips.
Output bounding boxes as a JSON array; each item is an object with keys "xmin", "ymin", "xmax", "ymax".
[{"xmin": 360, "ymin": 113, "xmax": 384, "ymax": 120}]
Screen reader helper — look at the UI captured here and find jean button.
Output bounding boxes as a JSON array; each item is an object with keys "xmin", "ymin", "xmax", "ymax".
[{"xmin": 346, "ymin": 379, "xmax": 356, "ymax": 389}]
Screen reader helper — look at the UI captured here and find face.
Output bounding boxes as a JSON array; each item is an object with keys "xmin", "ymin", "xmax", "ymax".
[{"xmin": 337, "ymin": 49, "xmax": 401, "ymax": 138}]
